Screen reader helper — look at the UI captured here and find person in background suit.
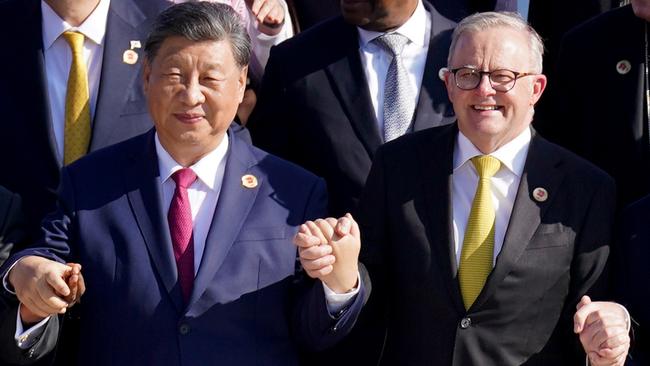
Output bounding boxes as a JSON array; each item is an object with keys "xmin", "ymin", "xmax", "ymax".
[
  {"xmin": 247, "ymin": 0, "xmax": 457, "ymax": 218},
  {"xmin": 286, "ymin": 0, "xmax": 340, "ymax": 32},
  {"xmin": 618, "ymin": 195, "xmax": 650, "ymax": 365},
  {"xmin": 0, "ymin": 3, "xmax": 367, "ymax": 365},
  {"xmin": 0, "ymin": 0, "xmax": 166, "ymax": 242},
  {"xmin": 0, "ymin": 187, "xmax": 24, "ymax": 267},
  {"xmin": 535, "ymin": 1, "xmax": 650, "ymax": 208},
  {"xmin": 297, "ymin": 11, "xmax": 631, "ymax": 365}
]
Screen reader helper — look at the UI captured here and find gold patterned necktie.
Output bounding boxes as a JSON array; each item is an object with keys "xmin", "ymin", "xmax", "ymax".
[
  {"xmin": 459, "ymin": 155, "xmax": 501, "ymax": 310},
  {"xmin": 63, "ymin": 31, "xmax": 91, "ymax": 165}
]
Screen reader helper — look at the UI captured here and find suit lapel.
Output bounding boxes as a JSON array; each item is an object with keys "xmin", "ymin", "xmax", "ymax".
[
  {"xmin": 125, "ymin": 130, "xmax": 184, "ymax": 312},
  {"xmin": 416, "ymin": 124, "xmax": 466, "ymax": 313},
  {"xmin": 325, "ymin": 20, "xmax": 383, "ymax": 156},
  {"xmin": 188, "ymin": 131, "xmax": 260, "ymax": 308},
  {"xmin": 90, "ymin": 0, "xmax": 149, "ymax": 150},
  {"xmin": 18, "ymin": 0, "xmax": 60, "ymax": 168},
  {"xmin": 471, "ymin": 131, "xmax": 565, "ymax": 310},
  {"xmin": 412, "ymin": 1, "xmax": 456, "ymax": 132}
]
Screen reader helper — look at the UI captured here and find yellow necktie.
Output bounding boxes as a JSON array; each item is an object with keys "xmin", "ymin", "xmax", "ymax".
[
  {"xmin": 459, "ymin": 155, "xmax": 501, "ymax": 310},
  {"xmin": 63, "ymin": 31, "xmax": 91, "ymax": 165}
]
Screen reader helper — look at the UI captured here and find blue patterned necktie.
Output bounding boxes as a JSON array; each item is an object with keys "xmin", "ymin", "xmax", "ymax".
[{"xmin": 374, "ymin": 33, "xmax": 415, "ymax": 142}]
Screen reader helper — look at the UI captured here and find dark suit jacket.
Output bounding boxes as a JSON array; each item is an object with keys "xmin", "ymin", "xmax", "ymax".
[
  {"xmin": 286, "ymin": 0, "xmax": 340, "ymax": 32},
  {"xmin": 354, "ymin": 124, "xmax": 615, "ymax": 365},
  {"xmin": 0, "ymin": 187, "xmax": 24, "ymax": 266},
  {"xmin": 0, "ymin": 128, "xmax": 368, "ymax": 365},
  {"xmin": 618, "ymin": 196, "xmax": 650, "ymax": 365},
  {"xmin": 0, "ymin": 0, "xmax": 169, "ymax": 240},
  {"xmin": 534, "ymin": 5, "xmax": 646, "ymax": 207},
  {"xmin": 247, "ymin": 1, "xmax": 457, "ymax": 217}
]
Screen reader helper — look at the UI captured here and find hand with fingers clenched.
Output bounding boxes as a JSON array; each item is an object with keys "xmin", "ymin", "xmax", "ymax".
[
  {"xmin": 244, "ymin": 0, "xmax": 285, "ymax": 35},
  {"xmin": 9, "ymin": 256, "xmax": 86, "ymax": 325},
  {"xmin": 574, "ymin": 296, "xmax": 630, "ymax": 366},
  {"xmin": 293, "ymin": 213, "xmax": 360, "ymax": 294}
]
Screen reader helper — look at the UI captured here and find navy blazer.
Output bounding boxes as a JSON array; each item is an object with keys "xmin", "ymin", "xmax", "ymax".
[
  {"xmin": 1, "ymin": 128, "xmax": 367, "ymax": 365},
  {"xmin": 0, "ymin": 0, "xmax": 169, "ymax": 239}
]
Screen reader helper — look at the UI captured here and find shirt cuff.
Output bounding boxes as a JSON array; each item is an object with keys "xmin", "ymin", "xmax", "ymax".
[
  {"xmin": 322, "ymin": 272, "xmax": 361, "ymax": 315},
  {"xmin": 14, "ymin": 306, "xmax": 50, "ymax": 350},
  {"xmin": 2, "ymin": 259, "xmax": 20, "ymax": 295},
  {"xmin": 617, "ymin": 303, "xmax": 631, "ymax": 332}
]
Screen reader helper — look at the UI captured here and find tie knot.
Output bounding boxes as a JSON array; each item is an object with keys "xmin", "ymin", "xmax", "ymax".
[
  {"xmin": 171, "ymin": 168, "xmax": 197, "ymax": 189},
  {"xmin": 471, "ymin": 155, "xmax": 501, "ymax": 178},
  {"xmin": 373, "ymin": 32, "xmax": 409, "ymax": 56},
  {"xmin": 63, "ymin": 31, "xmax": 85, "ymax": 54}
]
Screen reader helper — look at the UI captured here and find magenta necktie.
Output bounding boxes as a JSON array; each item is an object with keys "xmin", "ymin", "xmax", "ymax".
[{"xmin": 168, "ymin": 168, "xmax": 197, "ymax": 305}]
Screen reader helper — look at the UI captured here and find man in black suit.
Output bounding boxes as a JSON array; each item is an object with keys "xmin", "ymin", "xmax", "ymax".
[
  {"xmin": 0, "ymin": 0, "xmax": 168, "ymax": 241},
  {"xmin": 299, "ymin": 11, "xmax": 631, "ymax": 365},
  {"xmin": 535, "ymin": 2, "xmax": 649, "ymax": 207},
  {"xmin": 0, "ymin": 187, "xmax": 24, "ymax": 267},
  {"xmin": 247, "ymin": 0, "xmax": 457, "ymax": 217},
  {"xmin": 618, "ymin": 195, "xmax": 650, "ymax": 365}
]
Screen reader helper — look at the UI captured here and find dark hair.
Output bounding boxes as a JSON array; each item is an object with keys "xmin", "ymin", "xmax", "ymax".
[{"xmin": 144, "ymin": 2, "xmax": 251, "ymax": 68}]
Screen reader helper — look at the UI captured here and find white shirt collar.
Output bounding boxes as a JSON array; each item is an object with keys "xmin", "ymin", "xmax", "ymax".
[
  {"xmin": 454, "ymin": 127, "xmax": 531, "ymax": 177},
  {"xmin": 41, "ymin": 0, "xmax": 110, "ymax": 49},
  {"xmin": 155, "ymin": 133, "xmax": 230, "ymax": 192},
  {"xmin": 357, "ymin": 0, "xmax": 427, "ymax": 48}
]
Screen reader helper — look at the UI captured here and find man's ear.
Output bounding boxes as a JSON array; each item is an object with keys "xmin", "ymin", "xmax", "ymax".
[
  {"xmin": 530, "ymin": 74, "xmax": 547, "ymax": 106},
  {"xmin": 237, "ymin": 65, "xmax": 248, "ymax": 103},
  {"xmin": 142, "ymin": 57, "xmax": 152, "ymax": 94}
]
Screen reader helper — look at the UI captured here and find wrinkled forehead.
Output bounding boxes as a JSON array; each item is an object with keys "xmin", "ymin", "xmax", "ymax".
[{"xmin": 449, "ymin": 27, "xmax": 533, "ymax": 70}]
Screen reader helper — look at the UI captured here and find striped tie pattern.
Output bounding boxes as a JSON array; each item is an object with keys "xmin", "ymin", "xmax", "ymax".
[
  {"xmin": 63, "ymin": 31, "xmax": 91, "ymax": 165},
  {"xmin": 459, "ymin": 155, "xmax": 501, "ymax": 310},
  {"xmin": 374, "ymin": 33, "xmax": 415, "ymax": 142}
]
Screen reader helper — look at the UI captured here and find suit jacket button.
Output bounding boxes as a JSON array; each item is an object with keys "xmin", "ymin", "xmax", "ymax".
[
  {"xmin": 179, "ymin": 323, "xmax": 190, "ymax": 335},
  {"xmin": 460, "ymin": 317, "xmax": 472, "ymax": 329}
]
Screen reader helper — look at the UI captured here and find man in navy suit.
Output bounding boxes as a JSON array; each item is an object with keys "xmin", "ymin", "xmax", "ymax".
[{"xmin": 0, "ymin": 3, "xmax": 366, "ymax": 365}]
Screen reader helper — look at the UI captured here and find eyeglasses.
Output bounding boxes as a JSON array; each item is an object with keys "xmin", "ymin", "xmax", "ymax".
[{"xmin": 449, "ymin": 67, "xmax": 535, "ymax": 92}]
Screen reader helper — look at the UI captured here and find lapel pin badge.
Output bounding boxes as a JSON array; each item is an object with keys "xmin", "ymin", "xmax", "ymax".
[
  {"xmin": 130, "ymin": 40, "xmax": 141, "ymax": 49},
  {"xmin": 123, "ymin": 49, "xmax": 138, "ymax": 65},
  {"xmin": 616, "ymin": 60, "xmax": 631, "ymax": 75},
  {"xmin": 241, "ymin": 174, "xmax": 258, "ymax": 189},
  {"xmin": 533, "ymin": 187, "xmax": 548, "ymax": 202}
]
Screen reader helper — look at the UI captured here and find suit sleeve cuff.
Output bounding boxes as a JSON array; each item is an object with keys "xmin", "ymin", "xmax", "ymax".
[
  {"xmin": 322, "ymin": 272, "xmax": 361, "ymax": 315},
  {"xmin": 15, "ymin": 306, "xmax": 50, "ymax": 349}
]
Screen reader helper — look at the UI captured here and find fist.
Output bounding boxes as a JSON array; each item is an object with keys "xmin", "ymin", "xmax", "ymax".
[{"xmin": 294, "ymin": 214, "xmax": 360, "ymax": 293}]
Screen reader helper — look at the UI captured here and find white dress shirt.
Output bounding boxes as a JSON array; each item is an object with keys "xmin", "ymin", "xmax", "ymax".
[
  {"xmin": 42, "ymin": 0, "xmax": 109, "ymax": 164},
  {"xmin": 452, "ymin": 128, "xmax": 531, "ymax": 265},
  {"xmin": 357, "ymin": 0, "xmax": 430, "ymax": 137},
  {"xmin": 156, "ymin": 134, "xmax": 227, "ymax": 273}
]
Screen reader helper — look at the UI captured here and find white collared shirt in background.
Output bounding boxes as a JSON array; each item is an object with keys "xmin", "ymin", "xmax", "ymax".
[
  {"xmin": 41, "ymin": 0, "xmax": 110, "ymax": 164},
  {"xmin": 452, "ymin": 127, "xmax": 531, "ymax": 265},
  {"xmin": 357, "ymin": 0, "xmax": 430, "ymax": 138}
]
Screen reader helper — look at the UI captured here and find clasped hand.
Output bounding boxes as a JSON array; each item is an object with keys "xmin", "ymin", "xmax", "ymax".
[
  {"xmin": 8, "ymin": 256, "xmax": 85, "ymax": 325},
  {"xmin": 293, "ymin": 213, "xmax": 360, "ymax": 294}
]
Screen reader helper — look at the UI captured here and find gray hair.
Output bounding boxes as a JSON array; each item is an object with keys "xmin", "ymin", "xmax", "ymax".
[
  {"xmin": 447, "ymin": 12, "xmax": 544, "ymax": 74},
  {"xmin": 144, "ymin": 2, "xmax": 251, "ymax": 68}
]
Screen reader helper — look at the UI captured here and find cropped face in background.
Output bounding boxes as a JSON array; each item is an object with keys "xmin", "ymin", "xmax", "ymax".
[
  {"xmin": 444, "ymin": 26, "xmax": 546, "ymax": 153},
  {"xmin": 340, "ymin": 0, "xmax": 418, "ymax": 31},
  {"xmin": 144, "ymin": 36, "xmax": 247, "ymax": 162},
  {"xmin": 631, "ymin": 0, "xmax": 650, "ymax": 21}
]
